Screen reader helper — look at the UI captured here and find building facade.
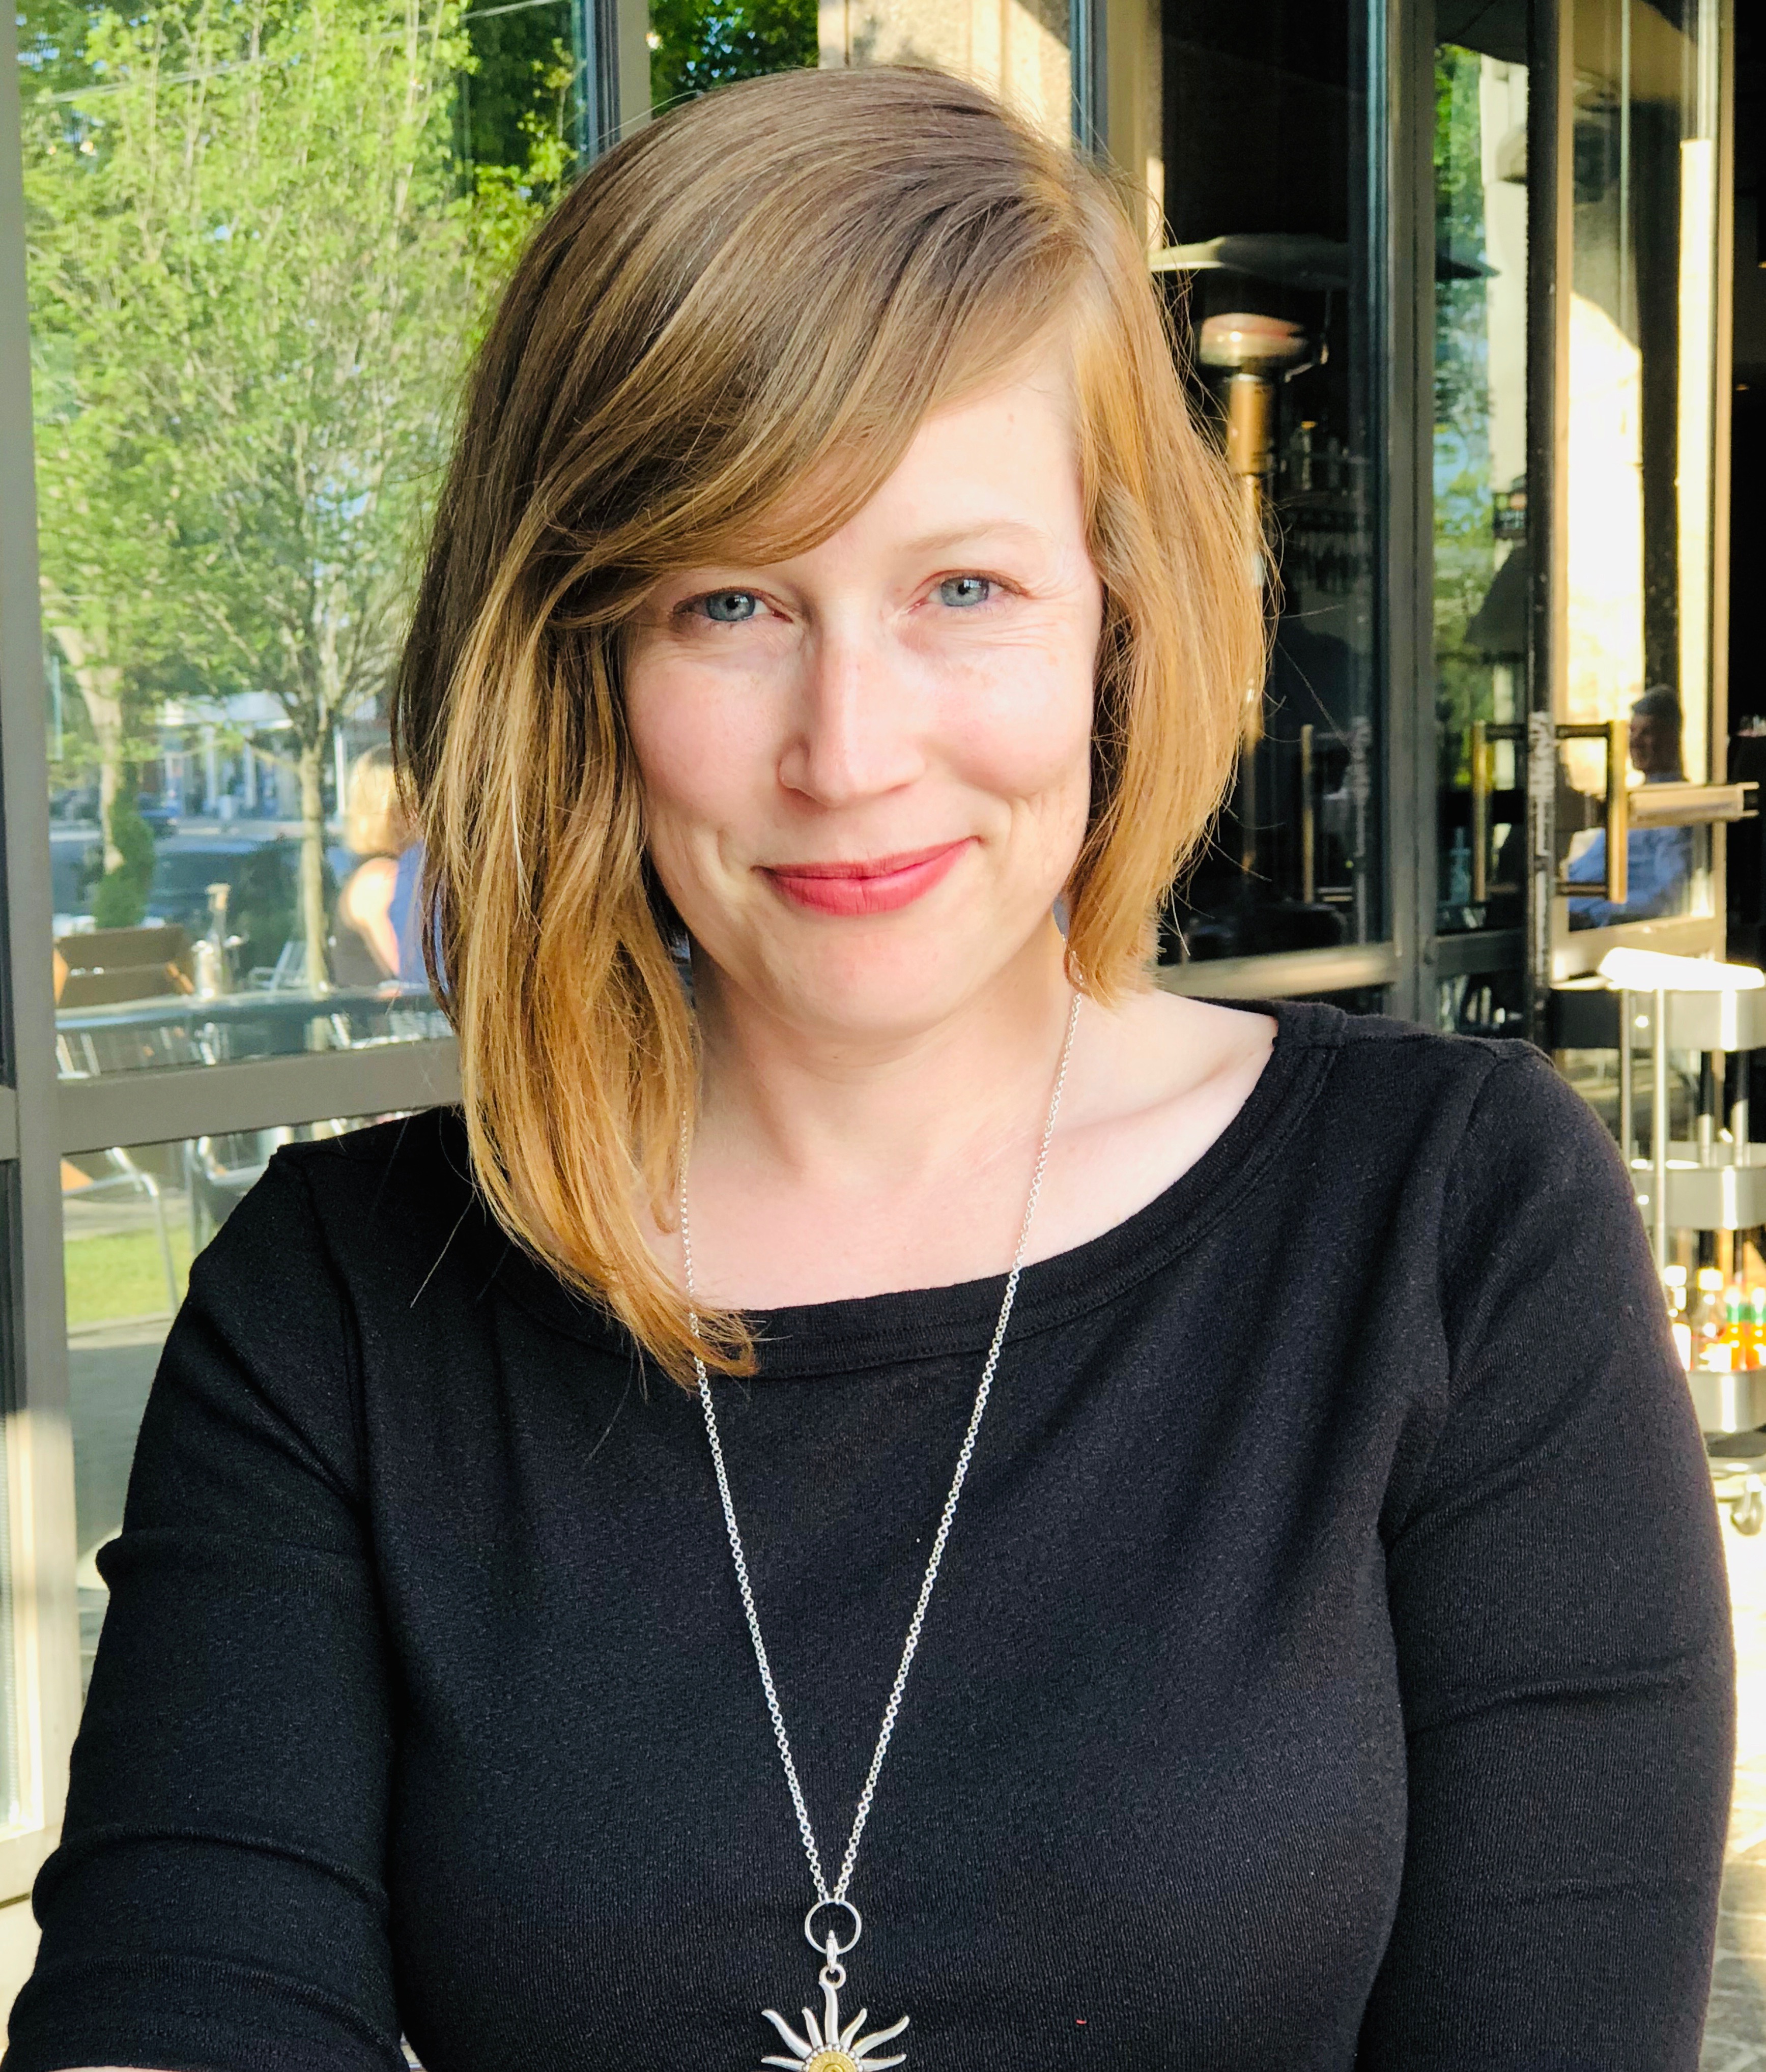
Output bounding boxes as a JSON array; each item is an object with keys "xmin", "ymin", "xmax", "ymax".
[{"xmin": 0, "ymin": 0, "xmax": 1742, "ymax": 2007}]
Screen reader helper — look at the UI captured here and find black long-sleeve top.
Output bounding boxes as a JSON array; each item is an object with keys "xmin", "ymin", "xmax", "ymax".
[{"xmin": 3, "ymin": 1002, "xmax": 1735, "ymax": 2071}]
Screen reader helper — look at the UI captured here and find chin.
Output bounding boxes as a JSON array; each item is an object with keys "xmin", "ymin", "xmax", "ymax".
[{"xmin": 760, "ymin": 920, "xmax": 1052, "ymax": 1039}]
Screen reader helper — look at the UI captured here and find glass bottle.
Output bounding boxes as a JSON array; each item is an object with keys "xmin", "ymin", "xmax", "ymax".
[
  {"xmin": 1694, "ymin": 1268, "xmax": 1727, "ymax": 1368},
  {"xmin": 1664, "ymin": 1265, "xmax": 1692, "ymax": 1371},
  {"xmin": 1723, "ymin": 1288, "xmax": 1748, "ymax": 1373}
]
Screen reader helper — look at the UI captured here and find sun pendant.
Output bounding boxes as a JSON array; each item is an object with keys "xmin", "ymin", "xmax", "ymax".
[{"xmin": 759, "ymin": 1971, "xmax": 908, "ymax": 2071}]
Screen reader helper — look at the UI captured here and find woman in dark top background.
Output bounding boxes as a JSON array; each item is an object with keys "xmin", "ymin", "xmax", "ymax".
[{"xmin": 4, "ymin": 65, "xmax": 1733, "ymax": 2072}]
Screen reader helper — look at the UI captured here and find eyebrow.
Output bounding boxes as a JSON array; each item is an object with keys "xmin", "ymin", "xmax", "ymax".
[
  {"xmin": 649, "ymin": 518, "xmax": 1058, "ymax": 595},
  {"xmin": 895, "ymin": 520, "xmax": 1053, "ymax": 558}
]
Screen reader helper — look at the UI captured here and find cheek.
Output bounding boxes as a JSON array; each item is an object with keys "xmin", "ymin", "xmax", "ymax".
[
  {"xmin": 941, "ymin": 644, "xmax": 1097, "ymax": 817},
  {"xmin": 624, "ymin": 658, "xmax": 769, "ymax": 845},
  {"xmin": 947, "ymin": 564, "xmax": 1104, "ymax": 815}
]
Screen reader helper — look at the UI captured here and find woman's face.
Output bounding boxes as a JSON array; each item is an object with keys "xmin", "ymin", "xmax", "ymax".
[{"xmin": 623, "ymin": 349, "xmax": 1104, "ymax": 1044}]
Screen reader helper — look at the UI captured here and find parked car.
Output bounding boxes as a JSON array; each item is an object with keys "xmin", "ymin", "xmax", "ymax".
[{"xmin": 49, "ymin": 783, "xmax": 99, "ymax": 825}]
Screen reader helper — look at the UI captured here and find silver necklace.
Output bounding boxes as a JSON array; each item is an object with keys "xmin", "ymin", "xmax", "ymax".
[{"xmin": 680, "ymin": 991, "xmax": 1080, "ymax": 2072}]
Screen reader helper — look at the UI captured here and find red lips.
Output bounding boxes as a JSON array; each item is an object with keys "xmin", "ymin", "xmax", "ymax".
[{"xmin": 761, "ymin": 840, "xmax": 972, "ymax": 916}]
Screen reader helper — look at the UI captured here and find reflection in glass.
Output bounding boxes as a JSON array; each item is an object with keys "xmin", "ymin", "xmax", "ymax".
[
  {"xmin": 1563, "ymin": 688, "xmax": 1694, "ymax": 926},
  {"xmin": 21, "ymin": 0, "xmax": 574, "ymax": 1071},
  {"xmin": 1561, "ymin": 0, "xmax": 1721, "ymax": 925},
  {"xmin": 63, "ymin": 1117, "xmax": 402, "ymax": 1695},
  {"xmin": 648, "ymin": 0, "xmax": 814, "ymax": 106},
  {"xmin": 1433, "ymin": 40, "xmax": 1530, "ymax": 958},
  {"xmin": 648, "ymin": 0, "xmax": 1071, "ymax": 138},
  {"xmin": 815, "ymin": 0, "xmax": 1070, "ymax": 139},
  {"xmin": 1153, "ymin": 0, "xmax": 1380, "ymax": 966}
]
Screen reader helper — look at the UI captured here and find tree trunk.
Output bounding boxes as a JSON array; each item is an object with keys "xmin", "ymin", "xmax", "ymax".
[
  {"xmin": 47, "ymin": 621, "xmax": 126, "ymax": 872},
  {"xmin": 298, "ymin": 732, "xmax": 330, "ymax": 991}
]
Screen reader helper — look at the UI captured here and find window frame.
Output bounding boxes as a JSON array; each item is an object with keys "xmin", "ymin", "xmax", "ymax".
[{"xmin": 0, "ymin": 0, "xmax": 472, "ymax": 1912}]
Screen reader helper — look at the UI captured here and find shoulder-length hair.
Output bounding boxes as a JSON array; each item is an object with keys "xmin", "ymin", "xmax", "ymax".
[{"xmin": 393, "ymin": 63, "xmax": 1263, "ymax": 1381}]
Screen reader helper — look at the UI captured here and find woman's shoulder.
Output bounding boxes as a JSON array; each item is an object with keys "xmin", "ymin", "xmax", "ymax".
[
  {"xmin": 205, "ymin": 1107, "xmax": 496, "ymax": 1319},
  {"xmin": 1271, "ymin": 996, "xmax": 1583, "ymax": 1120},
  {"xmin": 1100, "ymin": 989, "xmax": 1614, "ymax": 1216},
  {"xmin": 1265, "ymin": 1003, "xmax": 1638, "ymax": 1269},
  {"xmin": 339, "ymin": 851, "xmax": 398, "ymax": 915},
  {"xmin": 1212, "ymin": 999, "xmax": 1627, "ymax": 1236},
  {"xmin": 273, "ymin": 1103, "xmax": 473, "ymax": 1195}
]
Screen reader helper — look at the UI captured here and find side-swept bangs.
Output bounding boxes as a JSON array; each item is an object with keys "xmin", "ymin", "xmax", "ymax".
[{"xmin": 393, "ymin": 63, "xmax": 1264, "ymax": 1380}]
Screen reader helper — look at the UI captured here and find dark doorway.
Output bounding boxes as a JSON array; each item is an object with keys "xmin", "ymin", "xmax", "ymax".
[{"xmin": 1727, "ymin": 6, "xmax": 1766, "ymax": 960}]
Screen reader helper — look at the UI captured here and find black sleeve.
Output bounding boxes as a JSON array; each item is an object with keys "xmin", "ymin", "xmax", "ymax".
[
  {"xmin": 3, "ymin": 1154, "xmax": 404, "ymax": 2072},
  {"xmin": 1359, "ymin": 1050, "xmax": 1734, "ymax": 2069}
]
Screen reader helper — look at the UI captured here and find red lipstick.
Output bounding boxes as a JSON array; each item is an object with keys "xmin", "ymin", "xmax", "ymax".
[{"xmin": 762, "ymin": 840, "xmax": 971, "ymax": 916}]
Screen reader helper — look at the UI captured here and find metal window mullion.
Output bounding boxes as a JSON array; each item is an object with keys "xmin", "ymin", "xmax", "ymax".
[
  {"xmin": 1525, "ymin": 0, "xmax": 1573, "ymax": 1044},
  {"xmin": 0, "ymin": 2, "xmax": 87, "ymax": 1866},
  {"xmin": 1710, "ymin": 0, "xmax": 1736, "ymax": 935},
  {"xmin": 571, "ymin": 0, "xmax": 621, "ymax": 164},
  {"xmin": 1155, "ymin": 939, "xmax": 1401, "ymax": 1001},
  {"xmin": 0, "ymin": 1091, "xmax": 23, "ymax": 1166},
  {"xmin": 56, "ymin": 1037, "xmax": 462, "ymax": 1158},
  {"xmin": 1379, "ymin": 0, "xmax": 1433, "ymax": 1025},
  {"xmin": 1069, "ymin": 0, "xmax": 1105, "ymax": 156}
]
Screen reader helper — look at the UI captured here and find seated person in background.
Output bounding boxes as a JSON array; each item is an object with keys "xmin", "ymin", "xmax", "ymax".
[
  {"xmin": 1568, "ymin": 686, "xmax": 1693, "ymax": 929},
  {"xmin": 334, "ymin": 746, "xmax": 417, "ymax": 983}
]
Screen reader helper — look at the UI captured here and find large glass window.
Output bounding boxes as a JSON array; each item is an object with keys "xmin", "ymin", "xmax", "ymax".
[
  {"xmin": 20, "ymin": 0, "xmax": 576, "ymax": 1077},
  {"xmin": 648, "ymin": 0, "xmax": 1070, "ymax": 130},
  {"xmin": 1433, "ymin": 39, "xmax": 1530, "ymax": 949},
  {"xmin": 1560, "ymin": 0, "xmax": 1723, "ymax": 937},
  {"xmin": 1151, "ymin": 0, "xmax": 1381, "ymax": 968}
]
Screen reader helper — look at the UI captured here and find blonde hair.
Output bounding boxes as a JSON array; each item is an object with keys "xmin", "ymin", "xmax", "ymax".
[
  {"xmin": 344, "ymin": 745, "xmax": 411, "ymax": 859},
  {"xmin": 393, "ymin": 64, "xmax": 1263, "ymax": 1381}
]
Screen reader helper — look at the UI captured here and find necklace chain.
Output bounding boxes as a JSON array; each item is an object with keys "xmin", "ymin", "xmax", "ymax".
[{"xmin": 680, "ymin": 991, "xmax": 1080, "ymax": 1915}]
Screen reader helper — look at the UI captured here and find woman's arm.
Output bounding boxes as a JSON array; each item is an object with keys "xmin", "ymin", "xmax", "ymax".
[
  {"xmin": 339, "ymin": 855, "xmax": 401, "ymax": 976},
  {"xmin": 1359, "ymin": 1052, "xmax": 1733, "ymax": 2068},
  {"xmin": 1, "ymin": 1155, "xmax": 404, "ymax": 2072}
]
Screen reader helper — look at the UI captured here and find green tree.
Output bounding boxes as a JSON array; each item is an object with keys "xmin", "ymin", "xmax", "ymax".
[
  {"xmin": 90, "ymin": 774, "xmax": 155, "ymax": 928},
  {"xmin": 459, "ymin": 1, "xmax": 573, "ymax": 174},
  {"xmin": 648, "ymin": 0, "xmax": 814, "ymax": 108},
  {"xmin": 27, "ymin": 181, "xmax": 184, "ymax": 878},
  {"xmin": 23, "ymin": 0, "xmax": 547, "ymax": 981},
  {"xmin": 1433, "ymin": 45, "xmax": 1498, "ymax": 783}
]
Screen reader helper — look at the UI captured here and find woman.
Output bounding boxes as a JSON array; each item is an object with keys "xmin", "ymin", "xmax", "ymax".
[
  {"xmin": 334, "ymin": 746, "xmax": 418, "ymax": 985},
  {"xmin": 6, "ymin": 66, "xmax": 1731, "ymax": 2072}
]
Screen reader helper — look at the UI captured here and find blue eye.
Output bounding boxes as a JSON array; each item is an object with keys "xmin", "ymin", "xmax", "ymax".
[
  {"xmin": 937, "ymin": 575, "xmax": 992, "ymax": 608},
  {"xmin": 699, "ymin": 590, "xmax": 759, "ymax": 623}
]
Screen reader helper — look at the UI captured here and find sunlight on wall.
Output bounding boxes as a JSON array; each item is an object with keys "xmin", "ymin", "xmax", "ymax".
[
  {"xmin": 818, "ymin": 0, "xmax": 1071, "ymax": 143},
  {"xmin": 1565, "ymin": 291, "xmax": 1645, "ymax": 795},
  {"xmin": 1678, "ymin": 135, "xmax": 1716, "ymax": 790}
]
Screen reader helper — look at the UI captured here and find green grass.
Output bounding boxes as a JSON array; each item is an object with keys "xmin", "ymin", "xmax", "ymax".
[{"xmin": 64, "ymin": 1227, "xmax": 194, "ymax": 1330}]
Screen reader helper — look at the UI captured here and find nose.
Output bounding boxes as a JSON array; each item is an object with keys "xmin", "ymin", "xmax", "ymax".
[{"xmin": 777, "ymin": 620, "xmax": 926, "ymax": 807}]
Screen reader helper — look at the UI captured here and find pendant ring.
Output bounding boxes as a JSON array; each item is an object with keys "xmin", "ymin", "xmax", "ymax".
[{"xmin": 804, "ymin": 1898, "xmax": 862, "ymax": 1959}]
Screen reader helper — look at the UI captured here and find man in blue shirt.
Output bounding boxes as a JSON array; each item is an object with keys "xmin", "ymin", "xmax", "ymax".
[{"xmin": 1567, "ymin": 687, "xmax": 1693, "ymax": 929}]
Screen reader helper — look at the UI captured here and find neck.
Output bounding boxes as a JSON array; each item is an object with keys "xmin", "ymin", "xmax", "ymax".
[{"xmin": 690, "ymin": 919, "xmax": 1075, "ymax": 1195}]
